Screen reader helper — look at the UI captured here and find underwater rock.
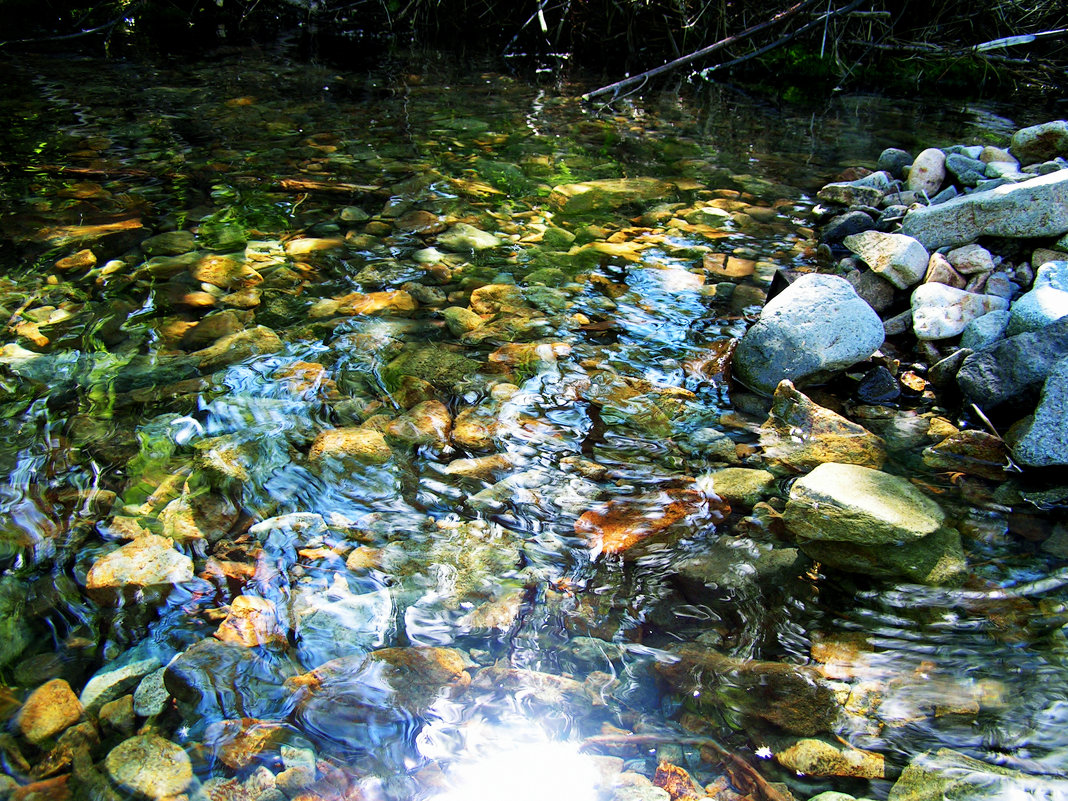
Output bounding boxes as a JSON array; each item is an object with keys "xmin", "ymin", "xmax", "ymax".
[
  {"xmin": 190, "ymin": 254, "xmax": 262, "ymax": 289},
  {"xmin": 214, "ymin": 595, "xmax": 287, "ymax": 649},
  {"xmin": 85, "ymin": 534, "xmax": 194, "ymax": 604},
  {"xmin": 442, "ymin": 306, "xmax": 484, "ymax": 336},
  {"xmin": 141, "ymin": 230, "xmax": 195, "ymax": 256},
  {"xmin": 80, "ymin": 651, "xmax": 163, "ymax": 716},
  {"xmin": 105, "ymin": 734, "xmax": 192, "ymax": 799},
  {"xmin": 695, "ymin": 467, "xmax": 775, "ymax": 508},
  {"xmin": 776, "ymin": 738, "xmax": 884, "ymax": 779},
  {"xmin": 436, "ymin": 223, "xmax": 501, "ymax": 251},
  {"xmin": 292, "ymin": 578, "xmax": 393, "ymax": 665},
  {"xmin": 383, "ymin": 345, "xmax": 481, "ymax": 389},
  {"xmin": 385, "ymin": 399, "xmax": 452, "ymax": 448},
  {"xmin": 469, "ymin": 283, "xmax": 525, "ymax": 314},
  {"xmin": 887, "ymin": 747, "xmax": 1068, "ymax": 801},
  {"xmin": 843, "ymin": 231, "xmax": 929, "ymax": 289},
  {"xmin": 549, "ymin": 178, "xmax": 671, "ymax": 214},
  {"xmin": 192, "ymin": 326, "xmax": 283, "ymax": 373},
  {"xmin": 451, "ymin": 404, "xmax": 500, "ymax": 451},
  {"xmin": 575, "ymin": 488, "xmax": 726, "ymax": 556},
  {"xmin": 17, "ymin": 679, "xmax": 83, "ymax": 745},
  {"xmin": 733, "ymin": 274, "xmax": 884, "ymax": 396},
  {"xmin": 921, "ymin": 430, "xmax": 1012, "ymax": 479},
  {"xmin": 758, "ymin": 381, "xmax": 887, "ymax": 473},
  {"xmin": 308, "ymin": 427, "xmax": 392, "ymax": 466}
]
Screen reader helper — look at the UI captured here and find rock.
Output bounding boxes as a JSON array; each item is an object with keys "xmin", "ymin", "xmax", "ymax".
[
  {"xmin": 284, "ymin": 237, "xmax": 344, "ymax": 256},
  {"xmin": 820, "ymin": 210, "xmax": 876, "ymax": 243},
  {"xmin": 733, "ymin": 274, "xmax": 884, "ymax": 396},
  {"xmin": 132, "ymin": 668, "xmax": 170, "ymax": 717},
  {"xmin": 190, "ymin": 254, "xmax": 262, "ymax": 289},
  {"xmin": 215, "ymin": 595, "xmax": 287, "ymax": 648},
  {"xmin": 98, "ymin": 694, "xmax": 136, "ymax": 735},
  {"xmin": 17, "ymin": 679, "xmax": 83, "ymax": 744},
  {"xmin": 203, "ymin": 718, "xmax": 290, "ymax": 770},
  {"xmin": 192, "ymin": 326, "xmax": 283, "ymax": 373},
  {"xmin": 911, "ymin": 283, "xmax": 1010, "ymax": 340},
  {"xmin": 655, "ymin": 644, "xmax": 839, "ymax": 735},
  {"xmin": 857, "ymin": 365, "xmax": 901, "ymax": 403},
  {"xmin": 442, "ymin": 453, "xmax": 516, "ymax": 481},
  {"xmin": 85, "ymin": 534, "xmax": 194, "ymax": 603},
  {"xmin": 674, "ymin": 538, "xmax": 804, "ymax": 598},
  {"xmin": 776, "ymin": 738, "xmax": 884, "ymax": 779},
  {"xmin": 900, "ymin": 171, "xmax": 1068, "ymax": 249},
  {"xmin": 960, "ymin": 310, "xmax": 1010, "ymax": 349},
  {"xmin": 921, "ymin": 430, "xmax": 1012, "ymax": 480},
  {"xmin": 442, "ymin": 306, "xmax": 484, "ymax": 336},
  {"xmin": 906, "ymin": 148, "xmax": 946, "ymax": 195},
  {"xmin": 451, "ymin": 405, "xmax": 499, "ymax": 451},
  {"xmin": 1009, "ymin": 356, "xmax": 1068, "ymax": 467},
  {"xmin": 758, "ymin": 381, "xmax": 887, "ymax": 473},
  {"xmin": 436, "ymin": 223, "xmax": 501, "ymax": 251},
  {"xmin": 843, "ymin": 231, "xmax": 929, "ymax": 289},
  {"xmin": 946, "ymin": 243, "xmax": 995, "ymax": 275},
  {"xmin": 385, "ymin": 400, "xmax": 452, "ymax": 448},
  {"xmin": 469, "ymin": 283, "xmax": 524, "ymax": 314},
  {"xmin": 382, "ymin": 346, "xmax": 480, "ymax": 389},
  {"xmin": 141, "ymin": 231, "xmax": 195, "ymax": 256},
  {"xmin": 80, "ymin": 653, "xmax": 163, "ymax": 715},
  {"xmin": 575, "ymin": 489, "xmax": 727, "ymax": 556},
  {"xmin": 549, "ymin": 178, "xmax": 671, "ymax": 214},
  {"xmin": 845, "ymin": 269, "xmax": 896, "ymax": 313},
  {"xmin": 956, "ymin": 315, "xmax": 1068, "ymax": 409},
  {"xmin": 652, "ymin": 762, "xmax": 703, "ymax": 800},
  {"xmin": 105, "ymin": 735, "xmax": 192, "ymax": 799},
  {"xmin": 783, "ymin": 462, "xmax": 945, "ymax": 546},
  {"xmin": 328, "ymin": 290, "xmax": 418, "ymax": 317},
  {"xmin": 292, "ymin": 578, "xmax": 393, "ymax": 665},
  {"xmin": 308, "ymin": 428, "xmax": 392, "ymax": 466},
  {"xmin": 923, "ymin": 253, "xmax": 965, "ymax": 289},
  {"xmin": 1006, "ymin": 261, "xmax": 1068, "ymax": 335},
  {"xmin": 878, "ymin": 147, "xmax": 912, "ymax": 179},
  {"xmin": 1010, "ymin": 120, "xmax": 1068, "ymax": 166},
  {"xmin": 888, "ymin": 747, "xmax": 1068, "ymax": 801},
  {"xmin": 945, "ymin": 153, "xmax": 987, "ymax": 187},
  {"xmin": 55, "ymin": 248, "xmax": 97, "ymax": 272},
  {"xmin": 816, "ymin": 182, "xmax": 884, "ymax": 207},
  {"xmin": 695, "ymin": 468, "xmax": 775, "ymax": 507},
  {"xmin": 799, "ymin": 523, "xmax": 966, "ymax": 585}
]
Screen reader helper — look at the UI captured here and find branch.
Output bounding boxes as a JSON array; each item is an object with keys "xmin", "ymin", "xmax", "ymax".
[
  {"xmin": 0, "ymin": 3, "xmax": 140, "ymax": 50},
  {"xmin": 582, "ymin": 0, "xmax": 822, "ymax": 100}
]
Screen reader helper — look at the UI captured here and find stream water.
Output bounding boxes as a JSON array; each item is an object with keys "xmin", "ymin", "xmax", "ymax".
[{"xmin": 1, "ymin": 47, "xmax": 1067, "ymax": 801}]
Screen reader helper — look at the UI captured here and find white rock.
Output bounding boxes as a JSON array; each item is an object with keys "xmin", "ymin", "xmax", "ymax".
[
  {"xmin": 946, "ymin": 243, "xmax": 995, "ymax": 275},
  {"xmin": 911, "ymin": 283, "xmax": 1010, "ymax": 340},
  {"xmin": 906, "ymin": 148, "xmax": 946, "ymax": 196},
  {"xmin": 843, "ymin": 231, "xmax": 929, "ymax": 289},
  {"xmin": 1007, "ymin": 260, "xmax": 1068, "ymax": 336}
]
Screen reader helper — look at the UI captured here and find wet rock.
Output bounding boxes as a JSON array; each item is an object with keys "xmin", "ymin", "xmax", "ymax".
[
  {"xmin": 776, "ymin": 738, "xmax": 884, "ymax": 779},
  {"xmin": 105, "ymin": 734, "xmax": 192, "ymax": 799},
  {"xmin": 549, "ymin": 178, "xmax": 671, "ymax": 214},
  {"xmin": 17, "ymin": 679, "xmax": 83, "ymax": 744},
  {"xmin": 785, "ymin": 462, "xmax": 945, "ymax": 547},
  {"xmin": 857, "ymin": 366, "xmax": 901, "ymax": 403},
  {"xmin": 911, "ymin": 283, "xmax": 1009, "ymax": 340},
  {"xmin": 284, "ymin": 237, "xmax": 344, "ymax": 256},
  {"xmin": 132, "ymin": 668, "xmax": 170, "ymax": 718},
  {"xmin": 888, "ymin": 747, "xmax": 1068, "ymax": 801},
  {"xmin": 85, "ymin": 534, "xmax": 194, "ymax": 604},
  {"xmin": 575, "ymin": 489, "xmax": 727, "ymax": 556},
  {"xmin": 442, "ymin": 306, "xmax": 484, "ymax": 336},
  {"xmin": 843, "ymin": 231, "xmax": 929, "ymax": 289},
  {"xmin": 878, "ymin": 147, "xmax": 912, "ymax": 179},
  {"xmin": 733, "ymin": 274, "xmax": 884, "ymax": 396},
  {"xmin": 383, "ymin": 346, "xmax": 480, "ymax": 389},
  {"xmin": 1006, "ymin": 260, "xmax": 1068, "ymax": 335},
  {"xmin": 673, "ymin": 538, "xmax": 804, "ymax": 598},
  {"xmin": 901, "ymin": 171, "xmax": 1068, "ymax": 249},
  {"xmin": 800, "ymin": 524, "xmax": 965, "ymax": 585},
  {"xmin": 469, "ymin": 283, "xmax": 524, "ymax": 314},
  {"xmin": 1010, "ymin": 120, "xmax": 1068, "ymax": 166},
  {"xmin": 292, "ymin": 577, "xmax": 392, "ymax": 665},
  {"xmin": 204, "ymin": 718, "xmax": 290, "ymax": 770},
  {"xmin": 190, "ymin": 254, "xmax": 262, "ymax": 289},
  {"xmin": 215, "ymin": 595, "xmax": 287, "ymax": 648},
  {"xmin": 1008, "ymin": 356, "xmax": 1068, "ymax": 467},
  {"xmin": 385, "ymin": 400, "xmax": 452, "ymax": 448},
  {"xmin": 98, "ymin": 694, "xmax": 135, "ymax": 736},
  {"xmin": 956, "ymin": 315, "xmax": 1068, "ymax": 409},
  {"xmin": 141, "ymin": 231, "xmax": 195, "ymax": 256},
  {"xmin": 80, "ymin": 650, "xmax": 163, "ymax": 716},
  {"xmin": 922, "ymin": 430, "xmax": 1012, "ymax": 479},
  {"xmin": 945, "ymin": 153, "xmax": 987, "ymax": 186},
  {"xmin": 159, "ymin": 491, "xmax": 239, "ymax": 545},
  {"xmin": 758, "ymin": 381, "xmax": 887, "ymax": 473},
  {"xmin": 906, "ymin": 148, "xmax": 946, "ymax": 195},
  {"xmin": 442, "ymin": 453, "xmax": 516, "ymax": 481},
  {"xmin": 695, "ymin": 467, "xmax": 775, "ymax": 507},
  {"xmin": 55, "ymin": 248, "xmax": 97, "ymax": 272},
  {"xmin": 652, "ymin": 762, "xmax": 703, "ymax": 800},
  {"xmin": 437, "ymin": 223, "xmax": 501, "ymax": 251},
  {"xmin": 655, "ymin": 644, "xmax": 839, "ymax": 735},
  {"xmin": 470, "ymin": 664, "xmax": 598, "ymax": 715},
  {"xmin": 308, "ymin": 428, "xmax": 392, "ymax": 466},
  {"xmin": 192, "ymin": 326, "xmax": 283, "ymax": 373},
  {"xmin": 960, "ymin": 310, "xmax": 1010, "ymax": 349}
]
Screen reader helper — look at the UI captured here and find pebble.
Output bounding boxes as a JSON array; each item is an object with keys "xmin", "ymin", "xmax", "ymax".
[
  {"xmin": 105, "ymin": 734, "xmax": 193, "ymax": 799},
  {"xmin": 844, "ymin": 230, "xmax": 929, "ymax": 289},
  {"xmin": 308, "ymin": 427, "xmax": 392, "ymax": 465},
  {"xmin": 80, "ymin": 654, "xmax": 163, "ymax": 715},
  {"xmin": 85, "ymin": 534, "xmax": 194, "ymax": 603},
  {"xmin": 436, "ymin": 222, "xmax": 502, "ymax": 251},
  {"xmin": 1010, "ymin": 120, "xmax": 1068, "ymax": 165},
  {"xmin": 17, "ymin": 679, "xmax": 83, "ymax": 744},
  {"xmin": 906, "ymin": 147, "xmax": 946, "ymax": 195}
]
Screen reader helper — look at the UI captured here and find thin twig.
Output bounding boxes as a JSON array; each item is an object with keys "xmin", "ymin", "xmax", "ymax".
[{"xmin": 0, "ymin": 3, "xmax": 141, "ymax": 49}]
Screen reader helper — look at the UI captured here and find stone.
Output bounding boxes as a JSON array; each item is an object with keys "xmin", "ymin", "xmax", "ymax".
[
  {"xmin": 784, "ymin": 462, "xmax": 945, "ymax": 545},
  {"xmin": 469, "ymin": 283, "xmax": 524, "ymax": 314},
  {"xmin": 549, "ymin": 178, "xmax": 671, "ymax": 214},
  {"xmin": 98, "ymin": 694, "xmax": 136, "ymax": 735},
  {"xmin": 846, "ymin": 269, "xmax": 896, "ymax": 313},
  {"xmin": 776, "ymin": 738, "xmax": 884, "ymax": 779},
  {"xmin": 80, "ymin": 653, "xmax": 163, "ymax": 715},
  {"xmin": 696, "ymin": 468, "xmax": 775, "ymax": 507},
  {"xmin": 857, "ymin": 366, "xmax": 901, "ymax": 403},
  {"xmin": 733, "ymin": 274, "xmax": 884, "ymax": 396},
  {"xmin": 1010, "ymin": 120, "xmax": 1068, "ymax": 166},
  {"xmin": 55, "ymin": 248, "xmax": 97, "ymax": 272},
  {"xmin": 105, "ymin": 735, "xmax": 192, "ymax": 799},
  {"xmin": 759, "ymin": 381, "xmax": 887, "ymax": 473},
  {"xmin": 386, "ymin": 400, "xmax": 452, "ymax": 448},
  {"xmin": 133, "ymin": 668, "xmax": 170, "ymax": 717},
  {"xmin": 575, "ymin": 489, "xmax": 727, "ymax": 556},
  {"xmin": 190, "ymin": 254, "xmax": 262, "ymax": 289},
  {"xmin": 436, "ymin": 223, "xmax": 501, "ymax": 251},
  {"xmin": 900, "ymin": 171, "xmax": 1068, "ymax": 249},
  {"xmin": 923, "ymin": 253, "xmax": 965, "ymax": 289},
  {"xmin": 1009, "ymin": 356, "xmax": 1068, "ymax": 467},
  {"xmin": 888, "ymin": 747, "xmax": 1068, "ymax": 801},
  {"xmin": 308, "ymin": 428, "xmax": 392, "ymax": 466},
  {"xmin": 878, "ymin": 147, "xmax": 912, "ymax": 179},
  {"xmin": 843, "ymin": 231, "xmax": 929, "ymax": 289},
  {"xmin": 820, "ymin": 210, "xmax": 876, "ymax": 243},
  {"xmin": 960, "ymin": 310, "xmax": 1010, "ymax": 349},
  {"xmin": 945, "ymin": 153, "xmax": 987, "ymax": 186},
  {"xmin": 17, "ymin": 679, "xmax": 83, "ymax": 744},
  {"xmin": 956, "ymin": 316, "xmax": 1068, "ymax": 409},
  {"xmin": 192, "ymin": 326, "xmax": 283, "ymax": 373},
  {"xmin": 214, "ymin": 595, "xmax": 287, "ymax": 648},
  {"xmin": 85, "ymin": 534, "xmax": 194, "ymax": 603},
  {"xmin": 799, "ymin": 523, "xmax": 966, "ymax": 585},
  {"xmin": 816, "ymin": 182, "xmax": 884, "ymax": 207},
  {"xmin": 442, "ymin": 306, "xmax": 484, "ymax": 336},
  {"xmin": 911, "ymin": 282, "xmax": 1010, "ymax": 340},
  {"xmin": 1006, "ymin": 261, "xmax": 1068, "ymax": 336},
  {"xmin": 292, "ymin": 578, "xmax": 393, "ymax": 665},
  {"xmin": 141, "ymin": 231, "xmax": 195, "ymax": 256},
  {"xmin": 382, "ymin": 346, "xmax": 480, "ymax": 389},
  {"xmin": 946, "ymin": 243, "xmax": 995, "ymax": 275},
  {"xmin": 922, "ymin": 430, "xmax": 1012, "ymax": 480},
  {"xmin": 284, "ymin": 237, "xmax": 344, "ymax": 256},
  {"xmin": 906, "ymin": 148, "xmax": 946, "ymax": 195}
]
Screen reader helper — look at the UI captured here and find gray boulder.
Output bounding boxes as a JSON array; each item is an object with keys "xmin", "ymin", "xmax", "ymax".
[
  {"xmin": 1010, "ymin": 356, "xmax": 1068, "ymax": 467},
  {"xmin": 900, "ymin": 170, "xmax": 1068, "ymax": 249},
  {"xmin": 1006, "ymin": 260, "xmax": 1068, "ymax": 336},
  {"xmin": 1010, "ymin": 120, "xmax": 1068, "ymax": 166},
  {"xmin": 733, "ymin": 274, "xmax": 884, "ymax": 396},
  {"xmin": 843, "ymin": 230, "xmax": 929, "ymax": 289}
]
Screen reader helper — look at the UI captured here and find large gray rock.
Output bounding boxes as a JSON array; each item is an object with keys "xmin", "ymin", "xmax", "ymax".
[
  {"xmin": 1010, "ymin": 356, "xmax": 1068, "ymax": 467},
  {"xmin": 900, "ymin": 170, "xmax": 1068, "ymax": 249},
  {"xmin": 844, "ymin": 231, "xmax": 929, "ymax": 289},
  {"xmin": 733, "ymin": 274, "xmax": 884, "ymax": 396},
  {"xmin": 1010, "ymin": 120, "xmax": 1068, "ymax": 166},
  {"xmin": 1006, "ymin": 260, "xmax": 1068, "ymax": 336},
  {"xmin": 956, "ymin": 315, "xmax": 1068, "ymax": 409}
]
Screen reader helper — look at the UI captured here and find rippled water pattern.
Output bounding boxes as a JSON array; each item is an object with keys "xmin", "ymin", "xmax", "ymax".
[{"xmin": 0, "ymin": 51, "xmax": 1064, "ymax": 800}]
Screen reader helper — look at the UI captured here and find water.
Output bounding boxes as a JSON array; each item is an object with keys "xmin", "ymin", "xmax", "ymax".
[{"xmin": 1, "ymin": 47, "xmax": 1066, "ymax": 800}]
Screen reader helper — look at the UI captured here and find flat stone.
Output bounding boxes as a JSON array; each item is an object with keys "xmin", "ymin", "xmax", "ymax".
[
  {"xmin": 1006, "ymin": 260, "xmax": 1068, "ymax": 336},
  {"xmin": 888, "ymin": 747, "xmax": 1067, "ymax": 801},
  {"xmin": 575, "ymin": 489, "xmax": 726, "ymax": 556},
  {"xmin": 784, "ymin": 462, "xmax": 945, "ymax": 546},
  {"xmin": 190, "ymin": 254, "xmax": 262, "ymax": 289},
  {"xmin": 17, "ymin": 679, "xmax": 83, "ymax": 744},
  {"xmin": 947, "ymin": 243, "xmax": 995, "ymax": 275},
  {"xmin": 85, "ymin": 534, "xmax": 193, "ymax": 603},
  {"xmin": 911, "ymin": 283, "xmax": 1009, "ymax": 340},
  {"xmin": 901, "ymin": 171, "xmax": 1068, "ymax": 249},
  {"xmin": 957, "ymin": 315, "xmax": 1068, "ymax": 409},
  {"xmin": 1010, "ymin": 120, "xmax": 1068, "ymax": 166},
  {"xmin": 844, "ymin": 231, "xmax": 929, "ymax": 289},
  {"xmin": 696, "ymin": 467, "xmax": 775, "ymax": 507},
  {"xmin": 80, "ymin": 654, "xmax": 163, "ymax": 715},
  {"xmin": 1010, "ymin": 356, "xmax": 1068, "ymax": 467},
  {"xmin": 132, "ymin": 668, "xmax": 170, "ymax": 717},
  {"xmin": 799, "ymin": 524, "xmax": 966, "ymax": 585},
  {"xmin": 906, "ymin": 148, "xmax": 946, "ymax": 196},
  {"xmin": 105, "ymin": 734, "xmax": 192, "ymax": 799},
  {"xmin": 549, "ymin": 178, "xmax": 671, "ymax": 214},
  {"xmin": 923, "ymin": 253, "xmax": 965, "ymax": 289},
  {"xmin": 816, "ymin": 182, "xmax": 884, "ymax": 207},
  {"xmin": 141, "ymin": 231, "xmax": 195, "ymax": 256},
  {"xmin": 733, "ymin": 274, "xmax": 884, "ymax": 396},
  {"xmin": 436, "ymin": 223, "xmax": 502, "ymax": 251},
  {"xmin": 192, "ymin": 326, "xmax": 282, "ymax": 373}
]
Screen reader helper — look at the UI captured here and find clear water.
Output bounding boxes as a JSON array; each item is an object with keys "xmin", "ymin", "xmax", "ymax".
[{"xmin": 1, "ymin": 48, "xmax": 1066, "ymax": 800}]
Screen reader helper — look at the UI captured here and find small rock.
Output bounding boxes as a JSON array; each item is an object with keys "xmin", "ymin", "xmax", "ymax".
[
  {"xmin": 308, "ymin": 428, "xmax": 392, "ymax": 466},
  {"xmin": 17, "ymin": 679, "xmax": 83, "ymax": 744},
  {"xmin": 776, "ymin": 738, "xmax": 884, "ymax": 779},
  {"xmin": 960, "ymin": 310, "xmax": 1010, "ymax": 350},
  {"xmin": 957, "ymin": 315, "xmax": 1068, "ymax": 409},
  {"xmin": 55, "ymin": 248, "xmax": 97, "ymax": 272},
  {"xmin": 820, "ymin": 210, "xmax": 876, "ymax": 243},
  {"xmin": 142, "ymin": 231, "xmax": 195, "ymax": 256},
  {"xmin": 98, "ymin": 694, "xmax": 136, "ymax": 736},
  {"xmin": 845, "ymin": 269, "xmax": 896, "ymax": 313},
  {"xmin": 85, "ymin": 535, "xmax": 193, "ymax": 603},
  {"xmin": 105, "ymin": 734, "xmax": 192, "ymax": 799},
  {"xmin": 945, "ymin": 153, "xmax": 987, "ymax": 187},
  {"xmin": 906, "ymin": 148, "xmax": 946, "ymax": 196},
  {"xmin": 695, "ymin": 467, "xmax": 775, "ymax": 508},
  {"xmin": 132, "ymin": 668, "xmax": 170, "ymax": 718},
  {"xmin": 922, "ymin": 430, "xmax": 1012, "ymax": 480},
  {"xmin": 214, "ymin": 595, "xmax": 287, "ymax": 648},
  {"xmin": 844, "ymin": 231, "xmax": 929, "ymax": 289},
  {"xmin": 575, "ymin": 489, "xmax": 726, "ymax": 556},
  {"xmin": 1006, "ymin": 260, "xmax": 1068, "ymax": 336},
  {"xmin": 442, "ymin": 306, "xmax": 484, "ymax": 336},
  {"xmin": 437, "ymin": 223, "xmax": 501, "ymax": 251},
  {"xmin": 911, "ymin": 282, "xmax": 1009, "ymax": 340},
  {"xmin": 923, "ymin": 253, "xmax": 965, "ymax": 289},
  {"xmin": 946, "ymin": 243, "xmax": 995, "ymax": 275},
  {"xmin": 877, "ymin": 147, "xmax": 912, "ymax": 179},
  {"xmin": 549, "ymin": 178, "xmax": 671, "ymax": 213},
  {"xmin": 80, "ymin": 654, "xmax": 163, "ymax": 715},
  {"xmin": 385, "ymin": 400, "xmax": 452, "ymax": 448}
]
